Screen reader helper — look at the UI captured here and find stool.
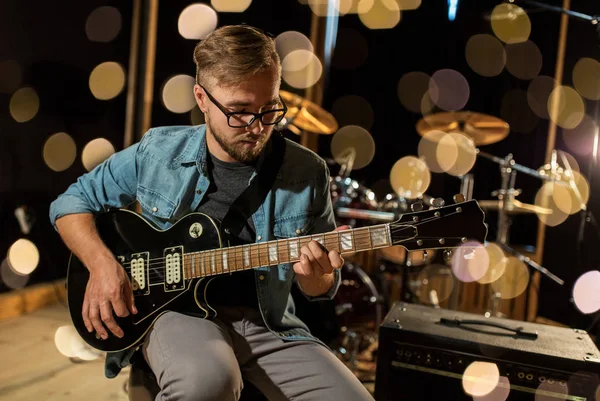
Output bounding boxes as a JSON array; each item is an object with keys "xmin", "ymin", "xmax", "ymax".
[{"xmin": 127, "ymin": 358, "xmax": 267, "ymax": 401}]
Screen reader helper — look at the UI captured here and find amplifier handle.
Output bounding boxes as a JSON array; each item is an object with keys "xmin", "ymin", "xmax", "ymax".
[{"xmin": 440, "ymin": 317, "xmax": 539, "ymax": 340}]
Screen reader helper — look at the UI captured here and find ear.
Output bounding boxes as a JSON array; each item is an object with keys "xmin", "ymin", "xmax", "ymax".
[{"xmin": 194, "ymin": 85, "xmax": 209, "ymax": 113}]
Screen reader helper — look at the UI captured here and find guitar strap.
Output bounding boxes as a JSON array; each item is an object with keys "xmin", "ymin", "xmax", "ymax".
[{"xmin": 219, "ymin": 132, "xmax": 287, "ymax": 240}]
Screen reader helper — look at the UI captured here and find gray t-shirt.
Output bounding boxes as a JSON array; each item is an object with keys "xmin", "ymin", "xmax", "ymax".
[{"xmin": 197, "ymin": 151, "xmax": 259, "ymax": 307}]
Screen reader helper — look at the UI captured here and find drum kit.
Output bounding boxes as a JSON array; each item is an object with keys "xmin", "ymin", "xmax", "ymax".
[{"xmin": 277, "ymin": 91, "xmax": 570, "ymax": 381}]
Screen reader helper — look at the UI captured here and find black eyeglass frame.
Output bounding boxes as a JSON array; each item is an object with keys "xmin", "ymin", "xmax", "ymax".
[{"xmin": 200, "ymin": 85, "xmax": 288, "ymax": 128}]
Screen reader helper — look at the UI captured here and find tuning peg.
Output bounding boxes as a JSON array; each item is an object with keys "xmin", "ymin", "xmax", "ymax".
[
  {"xmin": 453, "ymin": 194, "xmax": 465, "ymax": 203},
  {"xmin": 432, "ymin": 198, "xmax": 445, "ymax": 208},
  {"xmin": 410, "ymin": 201, "xmax": 424, "ymax": 212},
  {"xmin": 443, "ymin": 249, "xmax": 453, "ymax": 263}
]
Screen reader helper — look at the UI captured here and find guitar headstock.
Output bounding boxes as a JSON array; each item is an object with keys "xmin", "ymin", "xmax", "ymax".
[{"xmin": 390, "ymin": 199, "xmax": 488, "ymax": 251}]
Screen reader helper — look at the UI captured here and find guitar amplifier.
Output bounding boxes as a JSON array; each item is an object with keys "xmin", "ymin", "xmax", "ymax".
[{"xmin": 375, "ymin": 303, "xmax": 600, "ymax": 401}]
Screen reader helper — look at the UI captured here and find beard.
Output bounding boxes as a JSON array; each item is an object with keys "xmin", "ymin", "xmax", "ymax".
[{"xmin": 206, "ymin": 115, "xmax": 270, "ymax": 163}]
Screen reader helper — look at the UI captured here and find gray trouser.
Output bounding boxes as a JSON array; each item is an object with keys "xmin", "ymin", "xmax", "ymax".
[{"xmin": 142, "ymin": 306, "xmax": 375, "ymax": 401}]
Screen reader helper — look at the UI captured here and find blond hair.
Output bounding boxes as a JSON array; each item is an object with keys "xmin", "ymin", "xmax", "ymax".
[{"xmin": 194, "ymin": 25, "xmax": 281, "ymax": 89}]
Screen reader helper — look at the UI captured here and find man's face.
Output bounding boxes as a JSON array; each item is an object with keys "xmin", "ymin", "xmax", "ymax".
[{"xmin": 195, "ymin": 66, "xmax": 281, "ymax": 163}]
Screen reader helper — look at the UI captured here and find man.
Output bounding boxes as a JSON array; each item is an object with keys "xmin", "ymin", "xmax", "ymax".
[{"xmin": 50, "ymin": 25, "xmax": 374, "ymax": 401}]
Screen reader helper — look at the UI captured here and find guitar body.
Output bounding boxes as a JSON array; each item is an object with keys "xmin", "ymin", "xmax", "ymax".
[{"xmin": 67, "ymin": 209, "xmax": 223, "ymax": 352}]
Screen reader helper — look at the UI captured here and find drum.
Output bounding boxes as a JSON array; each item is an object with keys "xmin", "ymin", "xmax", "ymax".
[
  {"xmin": 334, "ymin": 262, "xmax": 383, "ymax": 331},
  {"xmin": 330, "ymin": 176, "xmax": 378, "ymax": 227}
]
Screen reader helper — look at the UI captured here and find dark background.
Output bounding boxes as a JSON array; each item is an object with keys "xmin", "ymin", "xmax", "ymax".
[{"xmin": 0, "ymin": 0, "xmax": 599, "ymax": 333}]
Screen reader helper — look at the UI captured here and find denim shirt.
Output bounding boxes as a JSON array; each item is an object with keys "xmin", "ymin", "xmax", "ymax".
[{"xmin": 49, "ymin": 125, "xmax": 341, "ymax": 378}]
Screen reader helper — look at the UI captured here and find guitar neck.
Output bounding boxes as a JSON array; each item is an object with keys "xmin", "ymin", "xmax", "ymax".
[{"xmin": 182, "ymin": 223, "xmax": 393, "ymax": 279}]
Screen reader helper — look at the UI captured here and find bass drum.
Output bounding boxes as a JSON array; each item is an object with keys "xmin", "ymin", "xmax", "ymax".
[{"xmin": 334, "ymin": 262, "xmax": 383, "ymax": 331}]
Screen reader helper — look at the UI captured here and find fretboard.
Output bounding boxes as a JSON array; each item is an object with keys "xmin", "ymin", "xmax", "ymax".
[{"xmin": 182, "ymin": 224, "xmax": 392, "ymax": 279}]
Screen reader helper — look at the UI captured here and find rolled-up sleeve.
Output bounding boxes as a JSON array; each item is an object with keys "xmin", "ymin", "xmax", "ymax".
[
  {"xmin": 299, "ymin": 159, "xmax": 341, "ymax": 301},
  {"xmin": 49, "ymin": 142, "xmax": 140, "ymax": 231}
]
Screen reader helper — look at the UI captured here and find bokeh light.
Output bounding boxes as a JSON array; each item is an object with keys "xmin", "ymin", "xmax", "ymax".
[
  {"xmin": 446, "ymin": 133, "xmax": 477, "ymax": 177},
  {"xmin": 331, "ymin": 125, "xmax": 375, "ymax": 169},
  {"xmin": 332, "ymin": 27, "xmax": 368, "ymax": 70},
  {"xmin": 535, "ymin": 380, "xmax": 569, "ymax": 401},
  {"xmin": 211, "ymin": 0, "xmax": 252, "ymax": 12},
  {"xmin": 477, "ymin": 242, "xmax": 508, "ymax": 285},
  {"xmin": 462, "ymin": 361, "xmax": 500, "ymax": 397},
  {"xmin": 473, "ymin": 376, "xmax": 510, "ymax": 401},
  {"xmin": 358, "ymin": 0, "xmax": 401, "ymax": 30},
  {"xmin": 54, "ymin": 325, "xmax": 101, "ymax": 361},
  {"xmin": 491, "ymin": 3, "xmax": 531, "ymax": 44},
  {"xmin": 572, "ymin": 57, "xmax": 600, "ymax": 101},
  {"xmin": 0, "ymin": 59, "xmax": 22, "ymax": 94},
  {"xmin": 398, "ymin": 71, "xmax": 431, "ymax": 113},
  {"xmin": 275, "ymin": 31, "xmax": 314, "ymax": 62},
  {"xmin": 7, "ymin": 238, "xmax": 39, "ymax": 275},
  {"xmin": 10, "ymin": 87, "xmax": 40, "ymax": 123},
  {"xmin": 178, "ymin": 4, "xmax": 218, "ymax": 40},
  {"xmin": 563, "ymin": 115, "xmax": 597, "ymax": 156},
  {"xmin": 573, "ymin": 270, "xmax": 600, "ymax": 314},
  {"xmin": 418, "ymin": 130, "xmax": 458, "ymax": 173},
  {"xmin": 535, "ymin": 182, "xmax": 569, "ymax": 227},
  {"xmin": 490, "ymin": 256, "xmax": 529, "ymax": 299},
  {"xmin": 1, "ymin": 258, "xmax": 29, "ymax": 289},
  {"xmin": 396, "ymin": 0, "xmax": 421, "ymax": 10},
  {"xmin": 452, "ymin": 241, "xmax": 490, "ymax": 283},
  {"xmin": 548, "ymin": 86, "xmax": 585, "ymax": 129},
  {"xmin": 429, "ymin": 69, "xmax": 470, "ymax": 111},
  {"xmin": 332, "ymin": 95, "xmax": 374, "ymax": 130},
  {"xmin": 282, "ymin": 50, "xmax": 323, "ymax": 89},
  {"xmin": 528, "ymin": 76, "xmax": 556, "ymax": 119},
  {"xmin": 505, "ymin": 40, "xmax": 542, "ymax": 80},
  {"xmin": 89, "ymin": 62, "xmax": 126, "ymax": 100},
  {"xmin": 308, "ymin": 0, "xmax": 353, "ymax": 16},
  {"xmin": 501, "ymin": 89, "xmax": 539, "ymax": 134},
  {"xmin": 43, "ymin": 132, "xmax": 77, "ymax": 172},
  {"xmin": 415, "ymin": 264, "xmax": 454, "ymax": 305},
  {"xmin": 552, "ymin": 171, "xmax": 589, "ymax": 215},
  {"xmin": 390, "ymin": 156, "xmax": 430, "ymax": 199},
  {"xmin": 162, "ymin": 74, "xmax": 196, "ymax": 113},
  {"xmin": 82, "ymin": 138, "xmax": 115, "ymax": 172},
  {"xmin": 465, "ymin": 34, "xmax": 506, "ymax": 77},
  {"xmin": 85, "ymin": 6, "xmax": 122, "ymax": 42}
]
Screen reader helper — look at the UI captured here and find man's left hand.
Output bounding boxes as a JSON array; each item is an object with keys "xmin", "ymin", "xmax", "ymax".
[{"xmin": 293, "ymin": 225, "xmax": 350, "ymax": 296}]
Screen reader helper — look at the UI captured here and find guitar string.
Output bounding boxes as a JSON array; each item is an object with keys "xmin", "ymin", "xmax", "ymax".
[
  {"xmin": 122, "ymin": 211, "xmax": 471, "ymax": 278},
  {"xmin": 124, "ymin": 213, "xmax": 476, "ymax": 281},
  {"xmin": 122, "ymin": 210, "xmax": 464, "ymax": 269}
]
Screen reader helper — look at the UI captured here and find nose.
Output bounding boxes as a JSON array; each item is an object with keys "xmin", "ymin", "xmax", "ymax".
[{"xmin": 246, "ymin": 117, "xmax": 264, "ymax": 135}]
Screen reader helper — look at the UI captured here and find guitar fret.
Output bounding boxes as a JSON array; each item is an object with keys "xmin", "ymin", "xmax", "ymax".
[
  {"xmin": 243, "ymin": 245, "xmax": 251, "ymax": 270},
  {"xmin": 339, "ymin": 230, "xmax": 354, "ymax": 253},
  {"xmin": 268, "ymin": 241, "xmax": 278, "ymax": 264},
  {"xmin": 222, "ymin": 249, "xmax": 228, "ymax": 272},
  {"xmin": 289, "ymin": 238, "xmax": 299, "ymax": 261}
]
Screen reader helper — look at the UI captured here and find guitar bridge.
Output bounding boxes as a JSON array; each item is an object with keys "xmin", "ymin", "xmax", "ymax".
[
  {"xmin": 123, "ymin": 252, "xmax": 150, "ymax": 296},
  {"xmin": 164, "ymin": 246, "xmax": 185, "ymax": 292}
]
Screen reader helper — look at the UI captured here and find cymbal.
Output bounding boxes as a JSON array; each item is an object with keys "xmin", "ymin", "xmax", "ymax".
[
  {"xmin": 479, "ymin": 199, "xmax": 553, "ymax": 215},
  {"xmin": 417, "ymin": 111, "xmax": 510, "ymax": 146},
  {"xmin": 279, "ymin": 90, "xmax": 338, "ymax": 135}
]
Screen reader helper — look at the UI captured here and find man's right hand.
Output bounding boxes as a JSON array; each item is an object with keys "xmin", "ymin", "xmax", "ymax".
[{"xmin": 81, "ymin": 257, "xmax": 137, "ymax": 340}]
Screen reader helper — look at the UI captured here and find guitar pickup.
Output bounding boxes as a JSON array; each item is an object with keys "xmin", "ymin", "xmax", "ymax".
[
  {"xmin": 164, "ymin": 246, "xmax": 185, "ymax": 292},
  {"xmin": 126, "ymin": 252, "xmax": 150, "ymax": 296}
]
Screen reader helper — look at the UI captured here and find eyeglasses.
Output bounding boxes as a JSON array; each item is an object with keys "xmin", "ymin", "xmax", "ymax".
[{"xmin": 200, "ymin": 85, "xmax": 287, "ymax": 128}]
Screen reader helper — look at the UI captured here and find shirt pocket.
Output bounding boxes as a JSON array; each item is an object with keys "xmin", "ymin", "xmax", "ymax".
[
  {"xmin": 137, "ymin": 185, "xmax": 177, "ymax": 220},
  {"xmin": 273, "ymin": 213, "xmax": 316, "ymax": 239}
]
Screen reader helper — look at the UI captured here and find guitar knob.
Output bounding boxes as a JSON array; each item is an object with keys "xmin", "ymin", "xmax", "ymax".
[
  {"xmin": 411, "ymin": 202, "xmax": 424, "ymax": 212},
  {"xmin": 432, "ymin": 198, "xmax": 445, "ymax": 208},
  {"xmin": 453, "ymin": 194, "xmax": 465, "ymax": 203}
]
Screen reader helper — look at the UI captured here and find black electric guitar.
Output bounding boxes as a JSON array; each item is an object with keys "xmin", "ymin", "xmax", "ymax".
[{"xmin": 66, "ymin": 199, "xmax": 487, "ymax": 352}]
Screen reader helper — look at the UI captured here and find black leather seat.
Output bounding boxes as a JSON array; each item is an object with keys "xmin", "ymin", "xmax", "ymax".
[{"xmin": 127, "ymin": 356, "xmax": 267, "ymax": 401}]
